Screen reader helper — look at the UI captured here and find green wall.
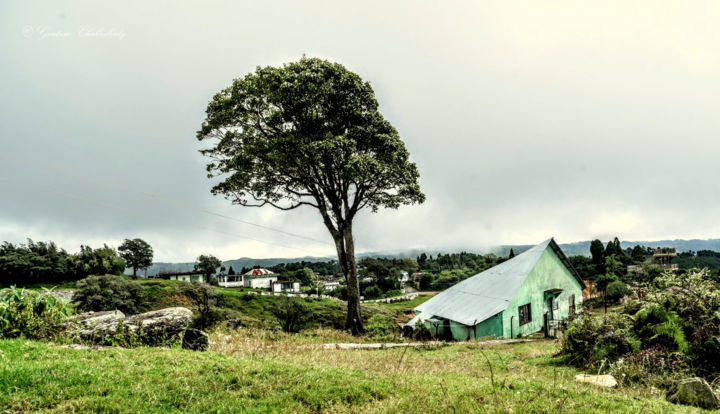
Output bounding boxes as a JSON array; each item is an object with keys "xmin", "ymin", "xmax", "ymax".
[{"xmin": 502, "ymin": 247, "xmax": 583, "ymax": 338}]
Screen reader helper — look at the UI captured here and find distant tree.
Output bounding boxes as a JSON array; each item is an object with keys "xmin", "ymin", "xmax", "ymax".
[
  {"xmin": 508, "ymin": 248, "xmax": 515, "ymax": 259},
  {"xmin": 194, "ymin": 254, "xmax": 222, "ymax": 282},
  {"xmin": 118, "ymin": 238, "xmax": 154, "ymax": 278},
  {"xmin": 227, "ymin": 266, "xmax": 236, "ymax": 275},
  {"xmin": 70, "ymin": 245, "xmax": 126, "ymax": 278},
  {"xmin": 197, "ymin": 57, "xmax": 425, "ymax": 334},
  {"xmin": 631, "ymin": 245, "xmax": 646, "ymax": 263},
  {"xmin": 363, "ymin": 285, "xmax": 382, "ymax": 299},
  {"xmin": 590, "ymin": 239, "xmax": 605, "ymax": 265}
]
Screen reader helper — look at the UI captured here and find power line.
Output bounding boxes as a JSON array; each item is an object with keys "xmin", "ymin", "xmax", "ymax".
[
  {"xmin": 1, "ymin": 179, "xmax": 330, "ymax": 257},
  {"xmin": 0, "ymin": 152, "xmax": 334, "ymax": 246}
]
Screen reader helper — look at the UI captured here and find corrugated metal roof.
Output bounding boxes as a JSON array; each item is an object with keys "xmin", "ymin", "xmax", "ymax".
[{"xmin": 410, "ymin": 238, "xmax": 563, "ymax": 327}]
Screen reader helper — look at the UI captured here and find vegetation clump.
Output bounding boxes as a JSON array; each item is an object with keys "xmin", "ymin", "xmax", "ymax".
[
  {"xmin": 561, "ymin": 269, "xmax": 720, "ymax": 387},
  {"xmin": 73, "ymin": 275, "xmax": 147, "ymax": 314},
  {"xmin": 0, "ymin": 287, "xmax": 72, "ymax": 340}
]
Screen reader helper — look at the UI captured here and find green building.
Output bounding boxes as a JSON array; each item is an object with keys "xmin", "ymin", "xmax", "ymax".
[{"xmin": 406, "ymin": 238, "xmax": 584, "ymax": 340}]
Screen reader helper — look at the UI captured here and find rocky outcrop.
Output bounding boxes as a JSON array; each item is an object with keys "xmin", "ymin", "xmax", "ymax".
[
  {"xmin": 182, "ymin": 328, "xmax": 210, "ymax": 351},
  {"xmin": 68, "ymin": 307, "xmax": 193, "ymax": 347},
  {"xmin": 125, "ymin": 307, "xmax": 193, "ymax": 346},
  {"xmin": 666, "ymin": 377, "xmax": 720, "ymax": 409},
  {"xmin": 69, "ymin": 310, "xmax": 126, "ymax": 341}
]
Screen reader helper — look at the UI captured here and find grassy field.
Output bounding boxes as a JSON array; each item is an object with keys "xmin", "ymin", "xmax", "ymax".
[{"xmin": 0, "ymin": 333, "xmax": 705, "ymax": 413}]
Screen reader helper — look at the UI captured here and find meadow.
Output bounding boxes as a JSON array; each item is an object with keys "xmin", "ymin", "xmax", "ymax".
[{"xmin": 0, "ymin": 331, "xmax": 706, "ymax": 413}]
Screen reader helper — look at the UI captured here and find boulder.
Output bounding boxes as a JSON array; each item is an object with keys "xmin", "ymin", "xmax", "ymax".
[
  {"xmin": 125, "ymin": 307, "xmax": 194, "ymax": 346},
  {"xmin": 182, "ymin": 328, "xmax": 210, "ymax": 351},
  {"xmin": 69, "ymin": 310, "xmax": 126, "ymax": 341},
  {"xmin": 666, "ymin": 377, "xmax": 720, "ymax": 409},
  {"xmin": 574, "ymin": 374, "xmax": 618, "ymax": 388}
]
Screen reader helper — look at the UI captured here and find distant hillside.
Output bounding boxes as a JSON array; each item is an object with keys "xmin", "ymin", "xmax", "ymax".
[{"xmin": 133, "ymin": 238, "xmax": 720, "ymax": 276}]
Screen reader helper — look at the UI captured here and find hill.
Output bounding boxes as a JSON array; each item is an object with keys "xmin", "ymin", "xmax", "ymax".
[{"xmin": 135, "ymin": 238, "xmax": 720, "ymax": 276}]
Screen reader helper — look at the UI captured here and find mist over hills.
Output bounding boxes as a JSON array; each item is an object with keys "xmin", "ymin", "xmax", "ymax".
[{"xmin": 136, "ymin": 238, "xmax": 720, "ymax": 276}]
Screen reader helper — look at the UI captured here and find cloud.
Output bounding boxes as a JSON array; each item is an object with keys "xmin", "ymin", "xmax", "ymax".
[{"xmin": 2, "ymin": 1, "xmax": 720, "ymax": 261}]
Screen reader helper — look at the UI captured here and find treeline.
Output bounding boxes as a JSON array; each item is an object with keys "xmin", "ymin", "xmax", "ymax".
[{"xmin": 0, "ymin": 240, "xmax": 125, "ymax": 285}]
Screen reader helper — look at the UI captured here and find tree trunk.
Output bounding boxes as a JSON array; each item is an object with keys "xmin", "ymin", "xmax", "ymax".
[{"xmin": 333, "ymin": 224, "xmax": 365, "ymax": 335}]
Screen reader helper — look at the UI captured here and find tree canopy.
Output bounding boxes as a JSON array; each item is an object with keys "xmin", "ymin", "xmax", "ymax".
[
  {"xmin": 197, "ymin": 57, "xmax": 424, "ymax": 334},
  {"xmin": 118, "ymin": 238, "xmax": 154, "ymax": 278}
]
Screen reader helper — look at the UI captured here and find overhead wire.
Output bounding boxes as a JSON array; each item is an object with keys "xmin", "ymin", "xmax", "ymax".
[{"xmin": 0, "ymin": 151, "xmax": 334, "ymax": 247}]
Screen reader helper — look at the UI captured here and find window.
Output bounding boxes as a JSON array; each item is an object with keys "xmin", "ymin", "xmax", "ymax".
[
  {"xmin": 518, "ymin": 303, "xmax": 532, "ymax": 326},
  {"xmin": 569, "ymin": 295, "xmax": 576, "ymax": 315}
]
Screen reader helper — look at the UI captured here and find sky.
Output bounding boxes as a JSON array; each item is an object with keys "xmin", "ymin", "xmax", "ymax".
[{"xmin": 2, "ymin": 1, "xmax": 720, "ymax": 262}]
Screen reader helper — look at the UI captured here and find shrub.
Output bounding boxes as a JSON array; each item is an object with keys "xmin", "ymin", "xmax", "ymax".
[
  {"xmin": 176, "ymin": 282, "xmax": 223, "ymax": 329},
  {"xmin": 606, "ymin": 280, "xmax": 631, "ymax": 302},
  {"xmin": 363, "ymin": 285, "xmax": 381, "ymax": 299},
  {"xmin": 73, "ymin": 275, "xmax": 146, "ymax": 315},
  {"xmin": 0, "ymin": 287, "xmax": 73, "ymax": 339},
  {"xmin": 412, "ymin": 321, "xmax": 433, "ymax": 341},
  {"xmin": 365, "ymin": 314, "xmax": 398, "ymax": 340},
  {"xmin": 272, "ymin": 296, "xmax": 309, "ymax": 333}
]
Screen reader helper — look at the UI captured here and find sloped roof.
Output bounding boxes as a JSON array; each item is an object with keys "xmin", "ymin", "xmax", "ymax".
[
  {"xmin": 243, "ymin": 268, "xmax": 275, "ymax": 276},
  {"xmin": 409, "ymin": 238, "xmax": 582, "ymax": 327}
]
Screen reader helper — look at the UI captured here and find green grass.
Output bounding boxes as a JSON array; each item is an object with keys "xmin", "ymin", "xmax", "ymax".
[{"xmin": 0, "ymin": 336, "xmax": 705, "ymax": 413}]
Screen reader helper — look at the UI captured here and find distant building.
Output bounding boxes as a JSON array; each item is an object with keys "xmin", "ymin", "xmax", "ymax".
[
  {"xmin": 650, "ymin": 247, "xmax": 678, "ymax": 270},
  {"xmin": 399, "ymin": 270, "xmax": 410, "ymax": 283},
  {"xmin": 406, "ymin": 239, "xmax": 584, "ymax": 340},
  {"xmin": 157, "ymin": 271, "xmax": 206, "ymax": 283},
  {"xmin": 323, "ymin": 281, "xmax": 341, "ymax": 291},
  {"xmin": 218, "ymin": 274, "xmax": 244, "ymax": 288},
  {"xmin": 242, "ymin": 268, "xmax": 277, "ymax": 289},
  {"xmin": 271, "ymin": 280, "xmax": 300, "ymax": 293}
]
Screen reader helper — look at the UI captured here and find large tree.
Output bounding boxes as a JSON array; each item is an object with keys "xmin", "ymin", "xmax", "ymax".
[
  {"xmin": 118, "ymin": 238, "xmax": 154, "ymax": 278},
  {"xmin": 194, "ymin": 254, "xmax": 222, "ymax": 282},
  {"xmin": 197, "ymin": 57, "xmax": 424, "ymax": 334}
]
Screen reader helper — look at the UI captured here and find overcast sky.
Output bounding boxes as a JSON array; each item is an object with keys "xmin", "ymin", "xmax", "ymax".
[{"xmin": 2, "ymin": 1, "xmax": 720, "ymax": 262}]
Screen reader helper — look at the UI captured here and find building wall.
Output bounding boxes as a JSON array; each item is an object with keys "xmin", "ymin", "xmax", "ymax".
[
  {"xmin": 502, "ymin": 247, "xmax": 583, "ymax": 338},
  {"xmin": 421, "ymin": 312, "xmax": 503, "ymax": 341}
]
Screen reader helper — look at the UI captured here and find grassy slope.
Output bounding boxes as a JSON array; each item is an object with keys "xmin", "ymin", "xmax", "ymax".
[{"xmin": 0, "ymin": 337, "xmax": 703, "ymax": 413}]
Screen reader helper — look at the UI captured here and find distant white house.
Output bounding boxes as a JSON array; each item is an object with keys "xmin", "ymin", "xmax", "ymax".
[
  {"xmin": 218, "ymin": 274, "xmax": 244, "ymax": 288},
  {"xmin": 399, "ymin": 270, "xmax": 410, "ymax": 283},
  {"xmin": 271, "ymin": 280, "xmax": 300, "ymax": 293},
  {"xmin": 243, "ymin": 268, "xmax": 278, "ymax": 289},
  {"xmin": 323, "ymin": 281, "xmax": 341, "ymax": 291}
]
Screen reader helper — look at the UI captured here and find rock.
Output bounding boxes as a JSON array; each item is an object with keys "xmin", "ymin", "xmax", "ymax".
[
  {"xmin": 574, "ymin": 374, "xmax": 618, "ymax": 388},
  {"xmin": 182, "ymin": 329, "xmax": 210, "ymax": 351},
  {"xmin": 125, "ymin": 307, "xmax": 193, "ymax": 346},
  {"xmin": 666, "ymin": 377, "xmax": 720, "ymax": 409},
  {"xmin": 69, "ymin": 310, "xmax": 126, "ymax": 341},
  {"xmin": 67, "ymin": 307, "xmax": 193, "ymax": 347}
]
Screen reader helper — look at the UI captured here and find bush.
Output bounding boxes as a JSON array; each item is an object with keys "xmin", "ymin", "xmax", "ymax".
[
  {"xmin": 363, "ymin": 285, "xmax": 381, "ymax": 299},
  {"xmin": 0, "ymin": 287, "xmax": 73, "ymax": 339},
  {"xmin": 412, "ymin": 321, "xmax": 433, "ymax": 341},
  {"xmin": 272, "ymin": 296, "xmax": 310, "ymax": 333},
  {"xmin": 73, "ymin": 275, "xmax": 146, "ymax": 315},
  {"xmin": 606, "ymin": 280, "xmax": 631, "ymax": 302},
  {"xmin": 365, "ymin": 314, "xmax": 398, "ymax": 340}
]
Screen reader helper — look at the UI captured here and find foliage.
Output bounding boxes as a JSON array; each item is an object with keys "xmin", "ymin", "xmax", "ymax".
[
  {"xmin": 362, "ymin": 285, "xmax": 381, "ymax": 299},
  {"xmin": 412, "ymin": 321, "xmax": 433, "ymax": 341},
  {"xmin": 70, "ymin": 245, "xmax": 126, "ymax": 278},
  {"xmin": 197, "ymin": 56, "xmax": 425, "ymax": 335},
  {"xmin": 118, "ymin": 238, "xmax": 154, "ymax": 278},
  {"xmin": 176, "ymin": 282, "xmax": 222, "ymax": 328},
  {"xmin": 562, "ymin": 269, "xmax": 720, "ymax": 383},
  {"xmin": 0, "ymin": 287, "xmax": 73, "ymax": 339},
  {"xmin": 73, "ymin": 275, "xmax": 146, "ymax": 315},
  {"xmin": 0, "ymin": 240, "xmax": 73, "ymax": 284},
  {"xmin": 271, "ymin": 296, "xmax": 310, "ymax": 333},
  {"xmin": 606, "ymin": 280, "xmax": 631, "ymax": 302},
  {"xmin": 194, "ymin": 254, "xmax": 222, "ymax": 279},
  {"xmin": 365, "ymin": 314, "xmax": 398, "ymax": 340}
]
